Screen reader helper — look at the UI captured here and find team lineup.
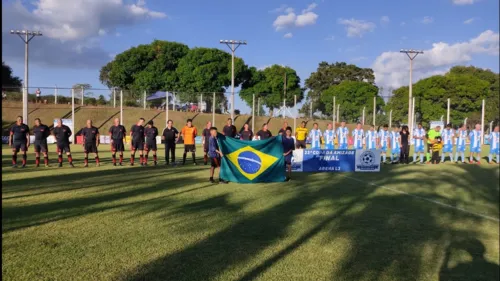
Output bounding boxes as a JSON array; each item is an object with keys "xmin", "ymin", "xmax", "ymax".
[{"xmin": 8, "ymin": 115, "xmax": 500, "ymax": 171}]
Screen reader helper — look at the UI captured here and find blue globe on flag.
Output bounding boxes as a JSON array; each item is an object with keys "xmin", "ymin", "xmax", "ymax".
[{"xmin": 237, "ymin": 151, "xmax": 262, "ymax": 174}]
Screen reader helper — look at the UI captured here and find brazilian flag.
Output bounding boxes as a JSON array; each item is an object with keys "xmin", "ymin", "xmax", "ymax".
[{"xmin": 218, "ymin": 134, "xmax": 285, "ymax": 183}]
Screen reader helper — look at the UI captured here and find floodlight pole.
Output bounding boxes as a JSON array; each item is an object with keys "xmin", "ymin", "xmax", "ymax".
[
  {"xmin": 10, "ymin": 29, "xmax": 43, "ymax": 122},
  {"xmin": 400, "ymin": 49, "xmax": 423, "ymax": 135},
  {"xmin": 220, "ymin": 39, "xmax": 247, "ymax": 123}
]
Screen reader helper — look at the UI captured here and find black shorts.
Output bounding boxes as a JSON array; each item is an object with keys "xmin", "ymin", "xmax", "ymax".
[
  {"xmin": 34, "ymin": 140, "xmax": 48, "ymax": 153},
  {"xmin": 145, "ymin": 142, "xmax": 157, "ymax": 151},
  {"xmin": 210, "ymin": 156, "xmax": 221, "ymax": 168},
  {"xmin": 185, "ymin": 144, "xmax": 196, "ymax": 152},
  {"xmin": 296, "ymin": 140, "xmax": 306, "ymax": 149},
  {"xmin": 203, "ymin": 142, "xmax": 209, "ymax": 153},
  {"xmin": 12, "ymin": 141, "xmax": 27, "ymax": 153},
  {"xmin": 57, "ymin": 143, "xmax": 71, "ymax": 153},
  {"xmin": 111, "ymin": 139, "xmax": 124, "ymax": 152},
  {"xmin": 131, "ymin": 140, "xmax": 144, "ymax": 151},
  {"xmin": 84, "ymin": 142, "xmax": 98, "ymax": 153}
]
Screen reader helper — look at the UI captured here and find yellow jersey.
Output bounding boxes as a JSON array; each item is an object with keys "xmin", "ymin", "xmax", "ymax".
[{"xmin": 295, "ymin": 127, "xmax": 308, "ymax": 141}]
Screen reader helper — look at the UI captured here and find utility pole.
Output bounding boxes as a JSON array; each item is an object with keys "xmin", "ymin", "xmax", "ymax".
[
  {"xmin": 54, "ymin": 85, "xmax": 58, "ymax": 105},
  {"xmin": 373, "ymin": 96, "xmax": 376, "ymax": 126},
  {"xmin": 144, "ymin": 90, "xmax": 146, "ymax": 110},
  {"xmin": 400, "ymin": 49, "xmax": 423, "ymax": 134},
  {"xmin": 362, "ymin": 107, "xmax": 366, "ymax": 125},
  {"xmin": 220, "ymin": 40, "xmax": 247, "ymax": 123},
  {"xmin": 481, "ymin": 99, "xmax": 485, "ymax": 144},
  {"xmin": 257, "ymin": 97, "xmax": 260, "ymax": 116},
  {"xmin": 113, "ymin": 88, "xmax": 116, "ymax": 108},
  {"xmin": 212, "ymin": 92, "xmax": 216, "ymax": 125},
  {"xmin": 447, "ymin": 98, "xmax": 450, "ymax": 125},
  {"xmin": 165, "ymin": 92, "xmax": 169, "ymax": 127},
  {"xmin": 120, "ymin": 90, "xmax": 123, "ymax": 125},
  {"xmin": 294, "ymin": 95, "xmax": 297, "ymax": 133},
  {"xmin": 71, "ymin": 89, "xmax": 75, "ymax": 143},
  {"xmin": 10, "ymin": 29, "xmax": 43, "ymax": 122},
  {"xmin": 252, "ymin": 94, "xmax": 255, "ymax": 132}
]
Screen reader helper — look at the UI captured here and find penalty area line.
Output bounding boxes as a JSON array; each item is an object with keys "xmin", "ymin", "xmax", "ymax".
[{"xmin": 341, "ymin": 175, "xmax": 500, "ymax": 223}]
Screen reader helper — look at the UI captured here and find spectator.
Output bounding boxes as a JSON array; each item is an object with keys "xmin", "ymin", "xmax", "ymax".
[
  {"xmin": 400, "ymin": 125, "xmax": 410, "ymax": 164},
  {"xmin": 35, "ymin": 88, "xmax": 41, "ymax": 103},
  {"xmin": 2, "ymin": 89, "xmax": 6, "ymax": 100}
]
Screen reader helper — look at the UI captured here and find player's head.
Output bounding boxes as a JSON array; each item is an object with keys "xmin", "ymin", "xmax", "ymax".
[
  {"xmin": 168, "ymin": 119, "xmax": 173, "ymax": 126},
  {"xmin": 446, "ymin": 123, "xmax": 452, "ymax": 129},
  {"xmin": 114, "ymin": 118, "xmax": 120, "ymax": 126},
  {"xmin": 244, "ymin": 123, "xmax": 249, "ymax": 130},
  {"xmin": 34, "ymin": 118, "xmax": 41, "ymax": 126},
  {"xmin": 313, "ymin": 123, "xmax": 318, "ymax": 129},
  {"xmin": 187, "ymin": 119, "xmax": 193, "ymax": 127},
  {"xmin": 435, "ymin": 136, "xmax": 442, "ymax": 143},
  {"xmin": 435, "ymin": 125, "xmax": 441, "ymax": 132},
  {"xmin": 383, "ymin": 124, "xmax": 389, "ymax": 131},
  {"xmin": 458, "ymin": 123, "xmax": 464, "ymax": 130},
  {"xmin": 494, "ymin": 125, "xmax": 499, "ymax": 132},
  {"xmin": 475, "ymin": 123, "xmax": 481, "ymax": 131},
  {"xmin": 206, "ymin": 121, "xmax": 212, "ymax": 128},
  {"xmin": 283, "ymin": 121, "xmax": 288, "ymax": 128},
  {"xmin": 138, "ymin": 118, "xmax": 145, "ymax": 126},
  {"xmin": 370, "ymin": 125, "xmax": 374, "ymax": 131},
  {"xmin": 16, "ymin": 116, "xmax": 23, "ymax": 125},
  {"xmin": 210, "ymin": 126, "xmax": 218, "ymax": 137},
  {"xmin": 301, "ymin": 121, "xmax": 306, "ymax": 128},
  {"xmin": 392, "ymin": 126, "xmax": 398, "ymax": 131},
  {"xmin": 285, "ymin": 126, "xmax": 292, "ymax": 137},
  {"xmin": 341, "ymin": 121, "xmax": 346, "ymax": 127},
  {"xmin": 86, "ymin": 119, "xmax": 92, "ymax": 128},
  {"xmin": 418, "ymin": 123, "xmax": 422, "ymax": 129},
  {"xmin": 147, "ymin": 120, "xmax": 153, "ymax": 127},
  {"xmin": 402, "ymin": 125, "xmax": 409, "ymax": 132},
  {"xmin": 327, "ymin": 123, "xmax": 332, "ymax": 130},
  {"xmin": 226, "ymin": 118, "xmax": 232, "ymax": 125},
  {"xmin": 56, "ymin": 118, "xmax": 62, "ymax": 127},
  {"xmin": 356, "ymin": 122, "xmax": 362, "ymax": 129},
  {"xmin": 262, "ymin": 123, "xmax": 268, "ymax": 130}
]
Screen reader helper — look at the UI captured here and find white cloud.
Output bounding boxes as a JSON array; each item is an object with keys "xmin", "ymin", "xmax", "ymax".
[
  {"xmin": 1, "ymin": 0, "xmax": 166, "ymax": 68},
  {"xmin": 400, "ymin": 21, "xmax": 406, "ymax": 26},
  {"xmin": 284, "ymin": 32, "xmax": 293, "ymax": 38},
  {"xmin": 452, "ymin": 0, "xmax": 476, "ymax": 5},
  {"xmin": 380, "ymin": 16, "xmax": 390, "ymax": 24},
  {"xmin": 421, "ymin": 16, "xmax": 434, "ymax": 24},
  {"xmin": 464, "ymin": 18, "xmax": 475, "ymax": 24},
  {"xmin": 272, "ymin": 3, "xmax": 318, "ymax": 31},
  {"xmin": 372, "ymin": 30, "xmax": 499, "ymax": 89},
  {"xmin": 337, "ymin": 18, "xmax": 376, "ymax": 37}
]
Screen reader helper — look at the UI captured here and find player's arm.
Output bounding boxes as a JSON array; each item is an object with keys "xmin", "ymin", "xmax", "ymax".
[
  {"xmin": 25, "ymin": 126, "xmax": 30, "ymax": 147},
  {"xmin": 8, "ymin": 127, "xmax": 13, "ymax": 147},
  {"xmin": 174, "ymin": 128, "xmax": 179, "ymax": 142},
  {"xmin": 108, "ymin": 127, "xmax": 114, "ymax": 143},
  {"xmin": 162, "ymin": 128, "xmax": 166, "ymax": 141}
]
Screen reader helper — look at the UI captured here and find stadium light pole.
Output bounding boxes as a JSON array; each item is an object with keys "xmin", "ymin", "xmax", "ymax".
[
  {"xmin": 481, "ymin": 99, "xmax": 485, "ymax": 144},
  {"xmin": 220, "ymin": 40, "xmax": 247, "ymax": 122},
  {"xmin": 252, "ymin": 94, "xmax": 255, "ymax": 132},
  {"xmin": 55, "ymin": 84, "xmax": 58, "ymax": 105},
  {"xmin": 71, "ymin": 89, "xmax": 75, "ymax": 143},
  {"xmin": 400, "ymin": 49, "xmax": 423, "ymax": 134},
  {"xmin": 447, "ymin": 98, "xmax": 451, "ymax": 125},
  {"xmin": 10, "ymin": 29, "xmax": 43, "ymax": 123}
]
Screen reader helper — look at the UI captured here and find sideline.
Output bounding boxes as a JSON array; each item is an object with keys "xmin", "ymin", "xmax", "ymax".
[{"xmin": 342, "ymin": 175, "xmax": 500, "ymax": 223}]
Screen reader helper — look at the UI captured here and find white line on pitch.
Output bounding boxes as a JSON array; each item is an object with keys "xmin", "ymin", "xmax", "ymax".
[{"xmin": 342, "ymin": 175, "xmax": 500, "ymax": 223}]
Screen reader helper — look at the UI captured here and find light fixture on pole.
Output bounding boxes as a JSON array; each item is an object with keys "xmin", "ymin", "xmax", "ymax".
[
  {"xmin": 400, "ymin": 49, "xmax": 423, "ymax": 134},
  {"xmin": 219, "ymin": 39, "xmax": 247, "ymax": 122},
  {"xmin": 10, "ymin": 29, "xmax": 43, "ymax": 123}
]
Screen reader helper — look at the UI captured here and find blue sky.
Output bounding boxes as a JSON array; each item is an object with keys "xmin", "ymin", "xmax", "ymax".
[{"xmin": 2, "ymin": 0, "xmax": 499, "ymax": 114}]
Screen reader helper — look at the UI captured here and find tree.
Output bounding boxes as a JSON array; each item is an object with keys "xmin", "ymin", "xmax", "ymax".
[
  {"xmin": 2, "ymin": 61, "xmax": 22, "ymax": 90},
  {"xmin": 99, "ymin": 62, "xmax": 113, "ymax": 89},
  {"xmin": 303, "ymin": 62, "xmax": 375, "ymax": 115},
  {"xmin": 97, "ymin": 95, "xmax": 107, "ymax": 105},
  {"xmin": 240, "ymin": 65, "xmax": 304, "ymax": 114},
  {"xmin": 320, "ymin": 81, "xmax": 383, "ymax": 123},
  {"xmin": 72, "ymin": 83, "xmax": 92, "ymax": 100}
]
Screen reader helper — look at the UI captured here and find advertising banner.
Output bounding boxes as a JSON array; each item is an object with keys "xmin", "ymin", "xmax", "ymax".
[{"xmin": 292, "ymin": 149, "xmax": 380, "ymax": 172}]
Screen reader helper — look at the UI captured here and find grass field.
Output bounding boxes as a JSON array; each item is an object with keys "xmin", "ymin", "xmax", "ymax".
[{"xmin": 2, "ymin": 144, "xmax": 499, "ymax": 281}]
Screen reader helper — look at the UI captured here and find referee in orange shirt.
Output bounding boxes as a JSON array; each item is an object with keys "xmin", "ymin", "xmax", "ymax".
[{"xmin": 180, "ymin": 119, "xmax": 198, "ymax": 165}]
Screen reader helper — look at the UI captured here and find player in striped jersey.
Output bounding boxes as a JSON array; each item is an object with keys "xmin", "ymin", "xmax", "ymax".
[
  {"xmin": 366, "ymin": 125, "xmax": 377, "ymax": 150},
  {"xmin": 378, "ymin": 124, "xmax": 390, "ymax": 163},
  {"xmin": 441, "ymin": 123, "xmax": 455, "ymax": 163},
  {"xmin": 454, "ymin": 124, "xmax": 468, "ymax": 163},
  {"xmin": 308, "ymin": 123, "xmax": 322, "ymax": 149},
  {"xmin": 488, "ymin": 125, "xmax": 499, "ymax": 164},
  {"xmin": 413, "ymin": 123, "xmax": 426, "ymax": 164},
  {"xmin": 336, "ymin": 121, "xmax": 349, "ymax": 149},
  {"xmin": 324, "ymin": 123, "xmax": 335, "ymax": 149},
  {"xmin": 352, "ymin": 123, "xmax": 364, "ymax": 149},
  {"xmin": 390, "ymin": 126, "xmax": 401, "ymax": 163},
  {"xmin": 469, "ymin": 123, "xmax": 482, "ymax": 164}
]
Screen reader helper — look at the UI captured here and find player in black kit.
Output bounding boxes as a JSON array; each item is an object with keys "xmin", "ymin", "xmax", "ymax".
[
  {"xmin": 81, "ymin": 119, "xmax": 100, "ymax": 167},
  {"xmin": 33, "ymin": 118, "xmax": 50, "ymax": 167},
  {"xmin": 130, "ymin": 118, "xmax": 145, "ymax": 166},
  {"xmin": 144, "ymin": 120, "xmax": 159, "ymax": 166},
  {"xmin": 162, "ymin": 119, "xmax": 179, "ymax": 166},
  {"xmin": 9, "ymin": 116, "xmax": 30, "ymax": 168},
  {"xmin": 109, "ymin": 118, "xmax": 126, "ymax": 166},
  {"xmin": 53, "ymin": 118, "xmax": 74, "ymax": 167}
]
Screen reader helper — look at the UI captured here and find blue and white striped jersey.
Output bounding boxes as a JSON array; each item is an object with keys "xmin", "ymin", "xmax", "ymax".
[
  {"xmin": 490, "ymin": 132, "xmax": 499, "ymax": 150},
  {"xmin": 456, "ymin": 129, "xmax": 468, "ymax": 146},
  {"xmin": 413, "ymin": 128, "xmax": 426, "ymax": 147},
  {"xmin": 336, "ymin": 127, "xmax": 349, "ymax": 145},
  {"xmin": 366, "ymin": 130, "xmax": 378, "ymax": 149},
  {"xmin": 391, "ymin": 131, "xmax": 400, "ymax": 148},
  {"xmin": 379, "ymin": 130, "xmax": 390, "ymax": 147},
  {"xmin": 352, "ymin": 129, "xmax": 364, "ymax": 148},
  {"xmin": 469, "ymin": 130, "xmax": 482, "ymax": 148},
  {"xmin": 442, "ymin": 129, "xmax": 455, "ymax": 145},
  {"xmin": 309, "ymin": 129, "xmax": 322, "ymax": 149},
  {"xmin": 324, "ymin": 129, "xmax": 335, "ymax": 148}
]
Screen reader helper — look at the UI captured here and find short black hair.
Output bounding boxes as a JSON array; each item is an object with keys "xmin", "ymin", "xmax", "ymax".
[
  {"xmin": 210, "ymin": 127, "xmax": 218, "ymax": 131},
  {"xmin": 167, "ymin": 119, "xmax": 173, "ymax": 123},
  {"xmin": 17, "ymin": 115, "xmax": 22, "ymax": 119},
  {"xmin": 418, "ymin": 123, "xmax": 422, "ymax": 126},
  {"xmin": 383, "ymin": 124, "xmax": 389, "ymax": 128},
  {"xmin": 286, "ymin": 126, "xmax": 292, "ymax": 131},
  {"xmin": 262, "ymin": 123, "xmax": 268, "ymax": 127},
  {"xmin": 139, "ymin": 118, "xmax": 145, "ymax": 121},
  {"xmin": 301, "ymin": 121, "xmax": 306, "ymax": 124},
  {"xmin": 187, "ymin": 119, "xmax": 193, "ymax": 123},
  {"xmin": 446, "ymin": 123, "xmax": 452, "ymax": 128},
  {"xmin": 35, "ymin": 118, "xmax": 41, "ymax": 122},
  {"xmin": 147, "ymin": 120, "xmax": 153, "ymax": 125}
]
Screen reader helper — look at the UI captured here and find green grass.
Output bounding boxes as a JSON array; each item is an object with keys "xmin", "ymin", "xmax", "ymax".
[{"xmin": 2, "ymin": 145, "xmax": 499, "ymax": 281}]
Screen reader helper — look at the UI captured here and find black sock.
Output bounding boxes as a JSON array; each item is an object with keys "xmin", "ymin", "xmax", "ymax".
[
  {"xmin": 183, "ymin": 153, "xmax": 187, "ymax": 163},
  {"xmin": 192, "ymin": 153, "xmax": 196, "ymax": 163}
]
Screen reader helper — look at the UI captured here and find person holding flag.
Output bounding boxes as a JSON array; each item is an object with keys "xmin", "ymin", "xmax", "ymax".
[
  {"xmin": 324, "ymin": 123, "xmax": 335, "ymax": 149},
  {"xmin": 336, "ymin": 121, "xmax": 349, "ymax": 149},
  {"xmin": 308, "ymin": 123, "xmax": 322, "ymax": 149},
  {"xmin": 413, "ymin": 123, "xmax": 426, "ymax": 164},
  {"xmin": 352, "ymin": 122, "xmax": 364, "ymax": 149},
  {"xmin": 441, "ymin": 123, "xmax": 455, "ymax": 163},
  {"xmin": 488, "ymin": 125, "xmax": 499, "ymax": 164},
  {"xmin": 454, "ymin": 124, "xmax": 468, "ymax": 163},
  {"xmin": 378, "ymin": 124, "xmax": 390, "ymax": 163},
  {"xmin": 469, "ymin": 123, "xmax": 482, "ymax": 164},
  {"xmin": 366, "ymin": 125, "xmax": 377, "ymax": 150}
]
